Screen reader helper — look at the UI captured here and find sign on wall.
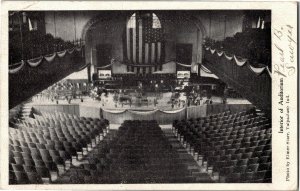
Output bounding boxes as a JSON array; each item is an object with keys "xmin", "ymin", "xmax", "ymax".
[
  {"xmin": 177, "ymin": 71, "xmax": 190, "ymax": 79},
  {"xmin": 98, "ymin": 70, "xmax": 111, "ymax": 79}
]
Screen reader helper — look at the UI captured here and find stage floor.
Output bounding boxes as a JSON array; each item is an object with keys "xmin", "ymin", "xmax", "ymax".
[{"xmin": 29, "ymin": 92, "xmax": 251, "ymax": 111}]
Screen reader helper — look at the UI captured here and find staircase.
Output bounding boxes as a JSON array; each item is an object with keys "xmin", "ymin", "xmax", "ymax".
[
  {"xmin": 162, "ymin": 128, "xmax": 215, "ymax": 183},
  {"xmin": 19, "ymin": 103, "xmax": 33, "ymax": 119}
]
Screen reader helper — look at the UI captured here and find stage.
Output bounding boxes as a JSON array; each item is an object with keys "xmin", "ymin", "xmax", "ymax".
[
  {"xmin": 31, "ymin": 91, "xmax": 250, "ymax": 111},
  {"xmin": 28, "ymin": 92, "xmax": 252, "ymax": 124}
]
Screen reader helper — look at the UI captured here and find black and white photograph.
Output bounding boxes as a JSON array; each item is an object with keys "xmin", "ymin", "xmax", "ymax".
[{"xmin": 1, "ymin": 1, "xmax": 298, "ymax": 190}]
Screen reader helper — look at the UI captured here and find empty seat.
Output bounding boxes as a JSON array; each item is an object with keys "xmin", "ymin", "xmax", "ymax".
[
  {"xmin": 14, "ymin": 171, "xmax": 30, "ymax": 184},
  {"xmin": 26, "ymin": 172, "xmax": 44, "ymax": 184}
]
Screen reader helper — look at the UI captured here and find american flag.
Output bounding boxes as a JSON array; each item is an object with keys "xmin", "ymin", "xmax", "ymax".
[{"xmin": 126, "ymin": 13, "xmax": 163, "ymax": 65}]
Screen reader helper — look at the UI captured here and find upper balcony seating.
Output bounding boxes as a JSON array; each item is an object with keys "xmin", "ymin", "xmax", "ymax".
[{"xmin": 205, "ymin": 28, "xmax": 271, "ymax": 68}]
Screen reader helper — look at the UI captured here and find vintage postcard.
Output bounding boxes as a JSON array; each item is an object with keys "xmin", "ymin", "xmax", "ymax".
[{"xmin": 0, "ymin": 1, "xmax": 298, "ymax": 190}]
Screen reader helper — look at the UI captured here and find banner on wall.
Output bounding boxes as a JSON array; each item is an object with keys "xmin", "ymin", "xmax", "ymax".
[
  {"xmin": 98, "ymin": 70, "xmax": 112, "ymax": 79},
  {"xmin": 177, "ymin": 71, "xmax": 190, "ymax": 79}
]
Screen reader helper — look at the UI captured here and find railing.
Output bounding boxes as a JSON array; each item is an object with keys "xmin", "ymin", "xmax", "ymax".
[{"xmin": 9, "ymin": 46, "xmax": 86, "ymax": 109}]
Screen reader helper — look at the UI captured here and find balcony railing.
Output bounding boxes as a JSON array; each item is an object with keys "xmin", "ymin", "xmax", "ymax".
[{"xmin": 203, "ymin": 46, "xmax": 271, "ymax": 114}]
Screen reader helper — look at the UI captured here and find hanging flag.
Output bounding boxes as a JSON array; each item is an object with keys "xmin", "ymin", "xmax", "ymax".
[
  {"xmin": 257, "ymin": 17, "xmax": 261, "ymax": 28},
  {"xmin": 28, "ymin": 18, "xmax": 33, "ymax": 31},
  {"xmin": 126, "ymin": 13, "xmax": 162, "ymax": 65}
]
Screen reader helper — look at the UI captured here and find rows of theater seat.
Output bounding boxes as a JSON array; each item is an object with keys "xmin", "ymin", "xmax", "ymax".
[
  {"xmin": 9, "ymin": 111, "xmax": 108, "ymax": 184},
  {"xmin": 173, "ymin": 109, "xmax": 272, "ymax": 183},
  {"xmin": 56, "ymin": 120, "xmax": 201, "ymax": 184}
]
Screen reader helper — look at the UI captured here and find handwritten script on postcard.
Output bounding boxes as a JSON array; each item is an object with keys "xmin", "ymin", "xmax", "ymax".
[{"xmin": 273, "ymin": 24, "xmax": 296, "ymax": 182}]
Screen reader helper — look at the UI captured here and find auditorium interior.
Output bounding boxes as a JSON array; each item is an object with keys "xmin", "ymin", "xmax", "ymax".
[{"xmin": 8, "ymin": 10, "xmax": 272, "ymax": 184}]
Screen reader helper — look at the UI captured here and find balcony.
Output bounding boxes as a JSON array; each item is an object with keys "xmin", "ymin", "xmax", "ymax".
[{"xmin": 203, "ymin": 47, "xmax": 271, "ymax": 114}]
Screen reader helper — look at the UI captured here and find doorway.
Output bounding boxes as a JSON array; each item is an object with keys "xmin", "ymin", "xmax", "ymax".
[
  {"xmin": 176, "ymin": 43, "xmax": 193, "ymax": 65},
  {"xmin": 96, "ymin": 44, "xmax": 112, "ymax": 67}
]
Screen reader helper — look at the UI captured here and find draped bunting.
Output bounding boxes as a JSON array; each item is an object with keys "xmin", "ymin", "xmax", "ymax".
[
  {"xmin": 128, "ymin": 109, "xmax": 158, "ymax": 115},
  {"xmin": 67, "ymin": 48, "xmax": 75, "ymax": 54},
  {"xmin": 206, "ymin": 46, "xmax": 271, "ymax": 77},
  {"xmin": 102, "ymin": 108, "xmax": 185, "ymax": 115},
  {"xmin": 27, "ymin": 56, "xmax": 43, "ymax": 67},
  {"xmin": 10, "ymin": 45, "xmax": 83, "ymax": 74},
  {"xmin": 159, "ymin": 107, "xmax": 186, "ymax": 114},
  {"xmin": 210, "ymin": 49, "xmax": 216, "ymax": 54},
  {"xmin": 234, "ymin": 55, "xmax": 248, "ymax": 66},
  {"xmin": 204, "ymin": 46, "xmax": 271, "ymax": 113},
  {"xmin": 75, "ymin": 47, "xmax": 82, "ymax": 52},
  {"xmin": 57, "ymin": 50, "xmax": 67, "ymax": 58},
  {"xmin": 248, "ymin": 65, "xmax": 267, "ymax": 75},
  {"xmin": 176, "ymin": 62, "xmax": 192, "ymax": 68},
  {"xmin": 9, "ymin": 60, "xmax": 25, "ymax": 74},
  {"xmin": 224, "ymin": 53, "xmax": 233, "ymax": 61},
  {"xmin": 97, "ymin": 63, "xmax": 113, "ymax": 69},
  {"xmin": 266, "ymin": 67, "xmax": 272, "ymax": 77},
  {"xmin": 101, "ymin": 108, "xmax": 127, "ymax": 114},
  {"xmin": 217, "ymin": 51, "xmax": 224, "ymax": 57},
  {"xmin": 44, "ymin": 53, "xmax": 57, "ymax": 63},
  {"xmin": 102, "ymin": 107, "xmax": 187, "ymax": 124}
]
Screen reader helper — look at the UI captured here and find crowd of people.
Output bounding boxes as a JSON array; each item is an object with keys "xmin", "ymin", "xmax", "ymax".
[{"xmin": 204, "ymin": 28, "xmax": 271, "ymax": 68}]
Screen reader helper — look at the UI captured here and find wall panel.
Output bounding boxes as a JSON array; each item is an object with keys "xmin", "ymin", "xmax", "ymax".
[{"xmin": 33, "ymin": 104, "xmax": 80, "ymax": 116}]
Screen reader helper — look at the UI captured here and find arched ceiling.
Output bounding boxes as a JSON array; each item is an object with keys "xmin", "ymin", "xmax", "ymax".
[{"xmin": 81, "ymin": 11, "xmax": 207, "ymax": 40}]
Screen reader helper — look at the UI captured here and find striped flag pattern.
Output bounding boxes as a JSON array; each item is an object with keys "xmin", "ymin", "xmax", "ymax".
[{"xmin": 126, "ymin": 13, "xmax": 163, "ymax": 66}]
